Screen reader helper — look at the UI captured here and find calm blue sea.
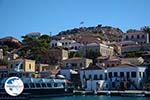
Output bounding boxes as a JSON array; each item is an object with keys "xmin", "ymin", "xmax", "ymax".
[{"xmin": 31, "ymin": 95, "xmax": 150, "ymax": 100}]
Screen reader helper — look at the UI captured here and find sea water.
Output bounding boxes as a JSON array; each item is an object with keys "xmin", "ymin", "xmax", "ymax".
[{"xmin": 31, "ymin": 95, "xmax": 150, "ymax": 100}]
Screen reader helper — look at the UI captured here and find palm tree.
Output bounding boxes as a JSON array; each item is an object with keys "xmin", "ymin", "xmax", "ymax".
[{"xmin": 141, "ymin": 26, "xmax": 150, "ymax": 43}]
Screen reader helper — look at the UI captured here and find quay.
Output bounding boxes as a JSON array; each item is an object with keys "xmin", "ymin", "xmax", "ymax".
[{"xmin": 73, "ymin": 90, "xmax": 150, "ymax": 97}]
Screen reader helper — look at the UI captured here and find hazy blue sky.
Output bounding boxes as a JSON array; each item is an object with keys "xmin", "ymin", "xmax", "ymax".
[{"xmin": 0, "ymin": 0, "xmax": 150, "ymax": 40}]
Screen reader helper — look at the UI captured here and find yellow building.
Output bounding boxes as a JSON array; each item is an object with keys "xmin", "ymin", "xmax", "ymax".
[{"xmin": 9, "ymin": 59, "xmax": 35, "ymax": 72}]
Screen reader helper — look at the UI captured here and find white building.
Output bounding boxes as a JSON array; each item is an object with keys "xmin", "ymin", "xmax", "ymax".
[
  {"xmin": 69, "ymin": 42, "xmax": 84, "ymax": 51},
  {"xmin": 50, "ymin": 39, "xmax": 76, "ymax": 49},
  {"xmin": 60, "ymin": 68, "xmax": 78, "ymax": 80},
  {"xmin": 80, "ymin": 64, "xmax": 147, "ymax": 91},
  {"xmin": 50, "ymin": 40, "xmax": 62, "ymax": 47},
  {"xmin": 80, "ymin": 66, "xmax": 105, "ymax": 91},
  {"xmin": 59, "ymin": 39, "xmax": 76, "ymax": 48},
  {"xmin": 106, "ymin": 65, "xmax": 147, "ymax": 90}
]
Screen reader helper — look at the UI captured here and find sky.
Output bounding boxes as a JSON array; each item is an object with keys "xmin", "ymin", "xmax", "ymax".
[{"xmin": 0, "ymin": 0, "xmax": 150, "ymax": 40}]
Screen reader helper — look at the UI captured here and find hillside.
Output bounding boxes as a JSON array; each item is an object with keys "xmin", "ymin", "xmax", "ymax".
[{"xmin": 53, "ymin": 25, "xmax": 123, "ymax": 42}]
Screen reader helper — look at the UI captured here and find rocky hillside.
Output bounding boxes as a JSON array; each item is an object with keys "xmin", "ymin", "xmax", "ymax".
[
  {"xmin": 0, "ymin": 36, "xmax": 21, "ymax": 54},
  {"xmin": 53, "ymin": 25, "xmax": 123, "ymax": 42}
]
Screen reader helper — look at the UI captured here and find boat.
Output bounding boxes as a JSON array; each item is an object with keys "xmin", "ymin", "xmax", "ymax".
[{"xmin": 0, "ymin": 75, "xmax": 73, "ymax": 99}]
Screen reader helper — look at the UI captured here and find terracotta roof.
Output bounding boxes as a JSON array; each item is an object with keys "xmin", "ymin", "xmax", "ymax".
[
  {"xmin": 112, "ymin": 63, "xmax": 136, "ymax": 68},
  {"xmin": 82, "ymin": 64, "xmax": 104, "ymax": 70}
]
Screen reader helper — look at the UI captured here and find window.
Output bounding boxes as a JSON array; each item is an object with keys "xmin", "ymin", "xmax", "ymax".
[
  {"xmin": 41, "ymin": 83, "xmax": 46, "ymax": 87},
  {"xmin": 36, "ymin": 83, "xmax": 41, "ymax": 88},
  {"xmin": 137, "ymin": 35, "xmax": 140, "ymax": 39},
  {"xmin": 105, "ymin": 73, "xmax": 107, "ymax": 80},
  {"xmin": 54, "ymin": 83, "xmax": 57, "ymax": 87},
  {"xmin": 66, "ymin": 63, "xmax": 68, "ymax": 67},
  {"xmin": 75, "ymin": 46, "xmax": 77, "ymax": 50},
  {"xmin": 139, "ymin": 72, "xmax": 142, "ymax": 78},
  {"xmin": 29, "ymin": 64, "xmax": 31, "ymax": 69},
  {"xmin": 30, "ymin": 83, "xmax": 35, "ymax": 88},
  {"xmin": 111, "ymin": 64, "xmax": 115, "ymax": 67},
  {"xmin": 94, "ymin": 75, "xmax": 98, "ymax": 80},
  {"xmin": 120, "ymin": 72, "xmax": 124, "ymax": 77},
  {"xmin": 131, "ymin": 72, "xmax": 136, "ymax": 78},
  {"xmin": 15, "ymin": 64, "xmax": 19, "ymax": 67},
  {"xmin": 107, "ymin": 64, "xmax": 110, "ymax": 67},
  {"xmin": 112, "ymin": 82, "xmax": 115, "ymax": 88},
  {"xmin": 131, "ymin": 35, "xmax": 134, "ymax": 39},
  {"xmin": 24, "ymin": 83, "xmax": 29, "ymax": 88},
  {"xmin": 83, "ymin": 74, "xmax": 86, "ymax": 79},
  {"xmin": 105, "ymin": 84, "xmax": 108, "ymax": 88},
  {"xmin": 71, "ymin": 63, "xmax": 77, "ymax": 67},
  {"xmin": 89, "ymin": 75, "xmax": 92, "ymax": 79},
  {"xmin": 47, "ymin": 83, "xmax": 52, "ymax": 87},
  {"xmin": 99, "ymin": 74, "xmax": 103, "ymax": 80},
  {"xmin": 108, "ymin": 72, "xmax": 112, "ymax": 78},
  {"xmin": 142, "ymin": 35, "xmax": 145, "ymax": 38},
  {"xmin": 20, "ymin": 64, "xmax": 23, "ymax": 69},
  {"xmin": 95, "ymin": 49, "xmax": 98, "ymax": 52},
  {"xmin": 11, "ymin": 64, "xmax": 13, "ymax": 68},
  {"xmin": 52, "ymin": 44, "xmax": 54, "ymax": 47},
  {"xmin": 126, "ymin": 36, "xmax": 129, "ymax": 40},
  {"xmin": 55, "ymin": 43, "xmax": 57, "ymax": 46},
  {"xmin": 42, "ymin": 67, "xmax": 45, "ymax": 71},
  {"xmin": 126, "ymin": 72, "xmax": 130, "ymax": 78},
  {"xmin": 114, "ymin": 72, "xmax": 118, "ymax": 77},
  {"xmin": 65, "ymin": 42, "xmax": 67, "ymax": 45},
  {"xmin": 71, "ymin": 47, "xmax": 74, "ymax": 49},
  {"xmin": 80, "ymin": 63, "xmax": 83, "ymax": 67},
  {"xmin": 143, "ymin": 72, "xmax": 145, "ymax": 78}
]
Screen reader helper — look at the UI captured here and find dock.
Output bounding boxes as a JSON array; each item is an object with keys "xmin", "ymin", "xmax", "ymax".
[{"xmin": 73, "ymin": 90, "xmax": 150, "ymax": 97}]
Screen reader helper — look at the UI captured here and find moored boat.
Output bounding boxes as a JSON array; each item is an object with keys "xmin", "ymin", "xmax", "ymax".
[{"xmin": 0, "ymin": 76, "xmax": 73, "ymax": 99}]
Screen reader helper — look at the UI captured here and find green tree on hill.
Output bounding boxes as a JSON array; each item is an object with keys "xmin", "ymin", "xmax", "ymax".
[{"xmin": 19, "ymin": 34, "xmax": 51, "ymax": 63}]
